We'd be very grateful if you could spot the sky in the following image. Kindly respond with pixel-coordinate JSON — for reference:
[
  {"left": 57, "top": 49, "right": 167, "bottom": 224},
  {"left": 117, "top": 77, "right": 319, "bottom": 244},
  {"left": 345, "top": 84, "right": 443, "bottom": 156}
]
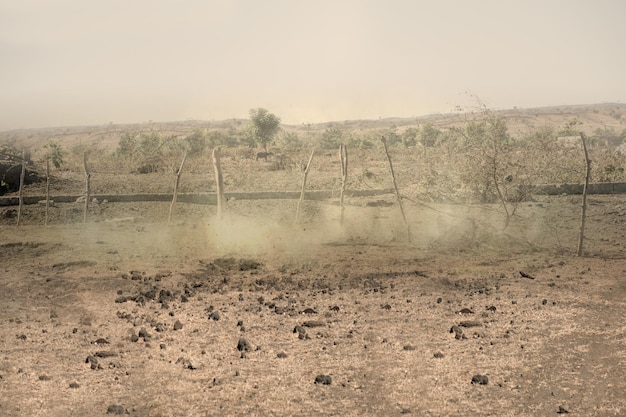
[{"left": 1, "top": 0, "right": 625, "bottom": 130}]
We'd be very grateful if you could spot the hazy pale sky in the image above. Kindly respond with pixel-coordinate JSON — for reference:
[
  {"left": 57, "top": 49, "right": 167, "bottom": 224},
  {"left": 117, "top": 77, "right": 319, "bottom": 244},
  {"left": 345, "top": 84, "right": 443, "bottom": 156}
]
[{"left": 1, "top": 0, "right": 625, "bottom": 130}]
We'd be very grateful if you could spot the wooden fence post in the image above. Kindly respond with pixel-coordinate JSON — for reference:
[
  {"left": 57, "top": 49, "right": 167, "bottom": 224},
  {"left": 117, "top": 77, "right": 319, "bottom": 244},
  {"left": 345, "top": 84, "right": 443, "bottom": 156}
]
[
  {"left": 45, "top": 159, "right": 50, "bottom": 226},
  {"left": 381, "top": 136, "right": 412, "bottom": 243},
  {"left": 17, "top": 151, "right": 26, "bottom": 226},
  {"left": 83, "top": 152, "right": 90, "bottom": 223},
  {"left": 577, "top": 132, "right": 591, "bottom": 256},
  {"left": 339, "top": 144, "right": 348, "bottom": 225},
  {"left": 295, "top": 148, "right": 315, "bottom": 223},
  {"left": 212, "top": 148, "right": 225, "bottom": 220},
  {"left": 168, "top": 150, "right": 187, "bottom": 224}
]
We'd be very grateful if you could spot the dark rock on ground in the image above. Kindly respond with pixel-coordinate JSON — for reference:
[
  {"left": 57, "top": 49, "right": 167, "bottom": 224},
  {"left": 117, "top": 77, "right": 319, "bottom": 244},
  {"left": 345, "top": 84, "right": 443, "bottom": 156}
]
[
  {"left": 173, "top": 320, "right": 183, "bottom": 330},
  {"left": 314, "top": 374, "right": 332, "bottom": 385},
  {"left": 38, "top": 375, "right": 52, "bottom": 381},
  {"left": 471, "top": 374, "right": 489, "bottom": 385},
  {"left": 106, "top": 404, "right": 126, "bottom": 414},
  {"left": 237, "top": 338, "right": 251, "bottom": 352},
  {"left": 302, "top": 320, "right": 324, "bottom": 328},
  {"left": 557, "top": 405, "right": 569, "bottom": 414},
  {"left": 458, "top": 308, "right": 474, "bottom": 314},
  {"left": 69, "top": 382, "right": 80, "bottom": 389},
  {"left": 277, "top": 352, "right": 288, "bottom": 359},
  {"left": 434, "top": 352, "right": 445, "bottom": 358},
  {"left": 403, "top": 345, "right": 416, "bottom": 351},
  {"left": 94, "top": 351, "right": 117, "bottom": 358},
  {"left": 459, "top": 320, "right": 482, "bottom": 328}
]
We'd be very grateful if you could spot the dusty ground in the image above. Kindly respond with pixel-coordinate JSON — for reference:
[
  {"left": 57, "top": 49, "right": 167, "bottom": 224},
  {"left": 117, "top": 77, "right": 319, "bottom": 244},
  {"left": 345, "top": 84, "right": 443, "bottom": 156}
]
[{"left": 1, "top": 185, "right": 626, "bottom": 416}]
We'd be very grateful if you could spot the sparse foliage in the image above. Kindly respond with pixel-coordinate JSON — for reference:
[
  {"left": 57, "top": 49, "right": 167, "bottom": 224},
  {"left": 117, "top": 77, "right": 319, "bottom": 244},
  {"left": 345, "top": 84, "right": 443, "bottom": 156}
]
[
  {"left": 43, "top": 141, "right": 65, "bottom": 169},
  {"left": 247, "top": 108, "right": 281, "bottom": 151}
]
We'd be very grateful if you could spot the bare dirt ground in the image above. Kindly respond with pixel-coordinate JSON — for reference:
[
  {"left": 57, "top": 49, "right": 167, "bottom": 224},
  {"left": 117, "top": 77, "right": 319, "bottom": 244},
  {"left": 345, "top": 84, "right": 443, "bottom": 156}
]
[{"left": 1, "top": 184, "right": 626, "bottom": 416}]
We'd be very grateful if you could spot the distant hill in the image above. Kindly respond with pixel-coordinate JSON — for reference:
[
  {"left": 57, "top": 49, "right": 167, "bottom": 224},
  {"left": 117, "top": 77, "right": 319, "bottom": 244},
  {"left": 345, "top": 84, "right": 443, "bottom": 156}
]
[{"left": 1, "top": 103, "right": 624, "bottom": 153}]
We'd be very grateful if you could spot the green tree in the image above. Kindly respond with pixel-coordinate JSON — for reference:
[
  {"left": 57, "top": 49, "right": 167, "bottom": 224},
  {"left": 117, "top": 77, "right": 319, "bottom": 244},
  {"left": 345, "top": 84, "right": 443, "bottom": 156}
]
[
  {"left": 319, "top": 127, "right": 343, "bottom": 149},
  {"left": 401, "top": 127, "right": 418, "bottom": 147},
  {"left": 184, "top": 130, "right": 208, "bottom": 156},
  {"left": 247, "top": 108, "right": 281, "bottom": 151},
  {"left": 43, "top": 141, "right": 64, "bottom": 169},
  {"left": 420, "top": 123, "right": 441, "bottom": 147}
]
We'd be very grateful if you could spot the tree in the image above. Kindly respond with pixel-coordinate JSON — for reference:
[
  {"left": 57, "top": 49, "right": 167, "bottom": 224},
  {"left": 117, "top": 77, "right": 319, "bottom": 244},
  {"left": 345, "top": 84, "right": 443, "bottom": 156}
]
[
  {"left": 420, "top": 123, "right": 441, "bottom": 147},
  {"left": 247, "top": 108, "right": 281, "bottom": 151},
  {"left": 43, "top": 141, "right": 64, "bottom": 169}
]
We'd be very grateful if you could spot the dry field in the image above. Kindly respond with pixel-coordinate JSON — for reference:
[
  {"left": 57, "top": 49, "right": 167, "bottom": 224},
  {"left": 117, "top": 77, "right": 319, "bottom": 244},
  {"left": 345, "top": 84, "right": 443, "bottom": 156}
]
[{"left": 1, "top": 163, "right": 626, "bottom": 417}]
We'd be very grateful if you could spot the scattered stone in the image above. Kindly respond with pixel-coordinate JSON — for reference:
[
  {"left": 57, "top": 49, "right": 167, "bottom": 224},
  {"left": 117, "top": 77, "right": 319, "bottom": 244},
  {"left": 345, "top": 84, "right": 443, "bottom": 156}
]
[
  {"left": 94, "top": 351, "right": 117, "bottom": 358},
  {"left": 85, "top": 355, "right": 101, "bottom": 370},
  {"left": 557, "top": 405, "right": 569, "bottom": 414},
  {"left": 458, "top": 308, "right": 474, "bottom": 314},
  {"left": 277, "top": 352, "right": 288, "bottom": 359},
  {"left": 450, "top": 325, "right": 465, "bottom": 339},
  {"left": 106, "top": 404, "right": 126, "bottom": 415},
  {"left": 173, "top": 320, "right": 183, "bottom": 330},
  {"left": 486, "top": 306, "right": 497, "bottom": 312},
  {"left": 130, "top": 334, "right": 140, "bottom": 343},
  {"left": 38, "top": 375, "right": 52, "bottom": 381},
  {"left": 294, "top": 325, "right": 306, "bottom": 334},
  {"left": 433, "top": 352, "right": 445, "bottom": 358},
  {"left": 314, "top": 374, "right": 332, "bottom": 385},
  {"left": 301, "top": 307, "right": 317, "bottom": 314},
  {"left": 400, "top": 408, "right": 412, "bottom": 414},
  {"left": 92, "top": 338, "right": 109, "bottom": 345},
  {"left": 237, "top": 338, "right": 251, "bottom": 352},
  {"left": 471, "top": 374, "right": 489, "bottom": 385},
  {"left": 459, "top": 321, "right": 481, "bottom": 328},
  {"left": 519, "top": 271, "right": 535, "bottom": 279},
  {"left": 16, "top": 334, "right": 26, "bottom": 340},
  {"left": 302, "top": 321, "right": 324, "bottom": 328},
  {"left": 160, "top": 344, "right": 166, "bottom": 349},
  {"left": 436, "top": 297, "right": 442, "bottom": 304},
  {"left": 403, "top": 345, "right": 416, "bottom": 351},
  {"left": 381, "top": 304, "right": 392, "bottom": 310},
  {"left": 237, "top": 320, "right": 244, "bottom": 327},
  {"left": 138, "top": 328, "right": 151, "bottom": 341},
  {"left": 330, "top": 305, "right": 340, "bottom": 312},
  {"left": 209, "top": 311, "right": 220, "bottom": 321},
  {"left": 542, "top": 299, "right": 548, "bottom": 305},
  {"left": 69, "top": 382, "right": 80, "bottom": 389}
]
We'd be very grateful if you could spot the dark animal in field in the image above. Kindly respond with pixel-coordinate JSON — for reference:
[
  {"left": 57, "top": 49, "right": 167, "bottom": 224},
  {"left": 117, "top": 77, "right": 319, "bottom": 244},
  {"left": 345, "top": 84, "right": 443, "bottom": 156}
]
[{"left": 256, "top": 152, "right": 273, "bottom": 161}]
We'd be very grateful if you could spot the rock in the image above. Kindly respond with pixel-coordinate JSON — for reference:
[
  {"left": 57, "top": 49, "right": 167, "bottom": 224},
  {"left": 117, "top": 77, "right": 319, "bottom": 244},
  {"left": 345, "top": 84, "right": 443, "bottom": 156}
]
[
  {"left": 557, "top": 406, "right": 569, "bottom": 414},
  {"left": 106, "top": 404, "right": 126, "bottom": 414},
  {"left": 450, "top": 325, "right": 465, "bottom": 339},
  {"left": 38, "top": 375, "right": 52, "bottom": 381},
  {"left": 69, "top": 382, "right": 80, "bottom": 389},
  {"left": 433, "top": 352, "right": 445, "bottom": 358},
  {"left": 314, "top": 374, "right": 332, "bottom": 385},
  {"left": 277, "top": 352, "right": 288, "bottom": 359},
  {"left": 92, "top": 338, "right": 109, "bottom": 345},
  {"left": 459, "top": 321, "right": 481, "bottom": 328},
  {"left": 293, "top": 325, "right": 306, "bottom": 335},
  {"left": 209, "top": 311, "right": 220, "bottom": 321},
  {"left": 94, "top": 351, "right": 117, "bottom": 358},
  {"left": 471, "top": 374, "right": 489, "bottom": 385},
  {"left": 458, "top": 308, "right": 474, "bottom": 314},
  {"left": 301, "top": 308, "right": 317, "bottom": 314},
  {"left": 302, "top": 321, "right": 324, "bottom": 328},
  {"left": 403, "top": 345, "right": 416, "bottom": 351},
  {"left": 237, "top": 338, "right": 251, "bottom": 352},
  {"left": 173, "top": 320, "right": 183, "bottom": 330},
  {"left": 138, "top": 328, "right": 151, "bottom": 341}
]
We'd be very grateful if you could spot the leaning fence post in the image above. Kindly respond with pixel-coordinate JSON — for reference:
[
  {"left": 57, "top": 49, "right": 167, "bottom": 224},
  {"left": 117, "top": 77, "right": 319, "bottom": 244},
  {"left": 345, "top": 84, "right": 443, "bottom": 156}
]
[
  {"left": 339, "top": 144, "right": 348, "bottom": 225},
  {"left": 17, "top": 151, "right": 26, "bottom": 227},
  {"left": 83, "top": 152, "right": 90, "bottom": 223},
  {"left": 168, "top": 150, "right": 187, "bottom": 224},
  {"left": 45, "top": 159, "right": 50, "bottom": 226},
  {"left": 295, "top": 148, "right": 315, "bottom": 223},
  {"left": 577, "top": 132, "right": 591, "bottom": 256},
  {"left": 212, "top": 147, "right": 225, "bottom": 220},
  {"left": 381, "top": 136, "right": 412, "bottom": 243}
]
